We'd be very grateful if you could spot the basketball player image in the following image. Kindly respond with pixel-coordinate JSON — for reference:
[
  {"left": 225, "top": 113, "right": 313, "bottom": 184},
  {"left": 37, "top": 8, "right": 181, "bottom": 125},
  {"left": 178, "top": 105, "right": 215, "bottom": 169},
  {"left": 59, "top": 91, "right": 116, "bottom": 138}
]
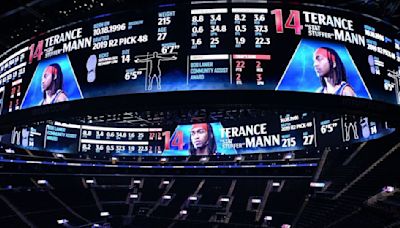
[
  {"left": 40, "top": 63, "right": 68, "bottom": 105},
  {"left": 189, "top": 123, "right": 217, "bottom": 156},
  {"left": 134, "top": 52, "right": 177, "bottom": 90},
  {"left": 313, "top": 47, "right": 356, "bottom": 96}
]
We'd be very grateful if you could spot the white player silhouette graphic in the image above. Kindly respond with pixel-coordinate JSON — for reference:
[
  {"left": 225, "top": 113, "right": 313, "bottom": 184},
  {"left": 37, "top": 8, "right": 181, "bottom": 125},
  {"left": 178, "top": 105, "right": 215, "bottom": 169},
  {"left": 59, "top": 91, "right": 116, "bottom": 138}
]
[{"left": 134, "top": 52, "right": 177, "bottom": 90}]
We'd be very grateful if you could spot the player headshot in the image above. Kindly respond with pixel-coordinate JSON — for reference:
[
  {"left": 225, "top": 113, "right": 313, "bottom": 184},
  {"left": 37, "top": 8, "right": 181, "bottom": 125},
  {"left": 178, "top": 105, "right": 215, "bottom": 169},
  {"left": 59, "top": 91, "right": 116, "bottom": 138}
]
[
  {"left": 40, "top": 63, "right": 68, "bottom": 105},
  {"left": 189, "top": 123, "right": 217, "bottom": 156},
  {"left": 313, "top": 47, "right": 356, "bottom": 97}
]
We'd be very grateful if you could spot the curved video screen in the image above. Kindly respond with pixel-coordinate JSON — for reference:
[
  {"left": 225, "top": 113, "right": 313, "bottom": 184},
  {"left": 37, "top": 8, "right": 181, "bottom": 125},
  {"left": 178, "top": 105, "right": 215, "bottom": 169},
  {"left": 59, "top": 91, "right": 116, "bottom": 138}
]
[
  {"left": 0, "top": 1, "right": 399, "bottom": 115},
  {"left": 0, "top": 112, "right": 394, "bottom": 156}
]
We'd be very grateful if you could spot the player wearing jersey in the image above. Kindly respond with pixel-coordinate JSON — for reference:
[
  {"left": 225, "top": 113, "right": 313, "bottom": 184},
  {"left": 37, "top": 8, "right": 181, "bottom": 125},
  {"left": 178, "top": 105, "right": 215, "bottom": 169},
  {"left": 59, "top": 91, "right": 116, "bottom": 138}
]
[
  {"left": 313, "top": 47, "right": 356, "bottom": 96},
  {"left": 189, "top": 123, "right": 217, "bottom": 156},
  {"left": 41, "top": 63, "right": 68, "bottom": 105}
]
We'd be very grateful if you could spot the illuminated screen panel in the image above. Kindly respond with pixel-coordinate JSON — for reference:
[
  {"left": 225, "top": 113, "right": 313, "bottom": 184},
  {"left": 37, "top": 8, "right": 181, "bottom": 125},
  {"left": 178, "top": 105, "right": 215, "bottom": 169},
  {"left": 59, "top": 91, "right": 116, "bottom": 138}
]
[
  {"left": 79, "top": 125, "right": 164, "bottom": 155},
  {"left": 162, "top": 112, "right": 316, "bottom": 156},
  {"left": 0, "top": 2, "right": 399, "bottom": 116},
  {"left": 1, "top": 112, "right": 394, "bottom": 156}
]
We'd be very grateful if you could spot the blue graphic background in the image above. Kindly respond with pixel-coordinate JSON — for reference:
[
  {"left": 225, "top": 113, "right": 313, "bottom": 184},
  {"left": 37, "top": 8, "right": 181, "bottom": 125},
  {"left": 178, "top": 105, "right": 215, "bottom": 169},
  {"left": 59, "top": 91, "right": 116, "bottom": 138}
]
[
  {"left": 21, "top": 54, "right": 83, "bottom": 109},
  {"left": 276, "top": 39, "right": 371, "bottom": 99}
]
